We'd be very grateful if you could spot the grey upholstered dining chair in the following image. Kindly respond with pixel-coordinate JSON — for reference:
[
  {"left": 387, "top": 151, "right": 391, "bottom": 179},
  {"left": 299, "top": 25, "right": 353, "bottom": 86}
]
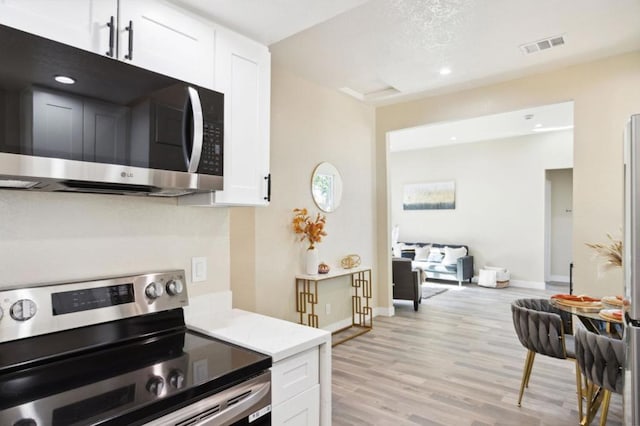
[
  {"left": 575, "top": 325, "right": 625, "bottom": 425},
  {"left": 511, "top": 299, "right": 582, "bottom": 418}
]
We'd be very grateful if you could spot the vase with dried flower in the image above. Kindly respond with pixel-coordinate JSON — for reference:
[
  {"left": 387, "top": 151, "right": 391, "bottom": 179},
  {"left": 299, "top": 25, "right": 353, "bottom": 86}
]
[
  {"left": 292, "top": 208, "right": 327, "bottom": 275},
  {"left": 586, "top": 233, "right": 626, "bottom": 306},
  {"left": 586, "top": 232, "right": 623, "bottom": 293},
  {"left": 586, "top": 233, "right": 622, "bottom": 272}
]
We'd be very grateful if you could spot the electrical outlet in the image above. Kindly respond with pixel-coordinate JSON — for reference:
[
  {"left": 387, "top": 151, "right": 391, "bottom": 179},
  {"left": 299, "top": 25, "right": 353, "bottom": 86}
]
[
  {"left": 325, "top": 304, "right": 331, "bottom": 315},
  {"left": 191, "top": 257, "right": 207, "bottom": 283}
]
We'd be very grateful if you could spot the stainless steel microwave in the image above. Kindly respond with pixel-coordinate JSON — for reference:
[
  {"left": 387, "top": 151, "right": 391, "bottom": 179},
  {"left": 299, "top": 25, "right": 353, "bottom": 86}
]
[{"left": 0, "top": 24, "right": 223, "bottom": 196}]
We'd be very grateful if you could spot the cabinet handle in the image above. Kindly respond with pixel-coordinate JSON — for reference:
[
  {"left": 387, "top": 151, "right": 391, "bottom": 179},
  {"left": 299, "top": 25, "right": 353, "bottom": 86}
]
[
  {"left": 106, "top": 16, "right": 115, "bottom": 57},
  {"left": 124, "top": 20, "right": 134, "bottom": 60},
  {"left": 264, "top": 174, "right": 271, "bottom": 202}
]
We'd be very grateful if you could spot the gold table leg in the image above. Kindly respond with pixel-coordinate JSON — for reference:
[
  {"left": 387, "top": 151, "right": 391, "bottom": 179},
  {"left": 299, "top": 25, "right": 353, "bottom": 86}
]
[{"left": 295, "top": 278, "right": 318, "bottom": 328}]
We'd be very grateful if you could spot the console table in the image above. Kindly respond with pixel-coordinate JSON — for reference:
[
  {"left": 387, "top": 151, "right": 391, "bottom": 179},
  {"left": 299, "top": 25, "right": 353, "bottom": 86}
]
[{"left": 295, "top": 266, "right": 373, "bottom": 346}]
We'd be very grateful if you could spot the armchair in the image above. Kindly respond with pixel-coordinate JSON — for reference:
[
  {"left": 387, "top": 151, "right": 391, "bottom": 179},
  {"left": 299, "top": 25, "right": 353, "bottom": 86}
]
[{"left": 392, "top": 257, "right": 421, "bottom": 311}]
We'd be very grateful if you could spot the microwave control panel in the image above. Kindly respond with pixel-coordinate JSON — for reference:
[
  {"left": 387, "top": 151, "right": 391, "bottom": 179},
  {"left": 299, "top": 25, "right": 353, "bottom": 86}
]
[{"left": 198, "top": 121, "right": 223, "bottom": 176}]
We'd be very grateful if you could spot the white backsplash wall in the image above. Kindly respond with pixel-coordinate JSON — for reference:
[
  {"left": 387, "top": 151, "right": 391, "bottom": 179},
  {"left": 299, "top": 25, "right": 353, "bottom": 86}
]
[{"left": 0, "top": 190, "right": 229, "bottom": 296}]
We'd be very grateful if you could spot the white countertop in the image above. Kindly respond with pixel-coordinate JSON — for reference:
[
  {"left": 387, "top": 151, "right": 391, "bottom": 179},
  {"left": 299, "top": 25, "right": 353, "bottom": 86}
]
[{"left": 184, "top": 294, "right": 330, "bottom": 363}]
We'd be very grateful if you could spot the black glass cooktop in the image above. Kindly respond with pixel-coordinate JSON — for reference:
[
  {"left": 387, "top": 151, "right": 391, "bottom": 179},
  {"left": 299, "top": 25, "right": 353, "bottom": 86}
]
[{"left": 0, "top": 313, "right": 271, "bottom": 426}]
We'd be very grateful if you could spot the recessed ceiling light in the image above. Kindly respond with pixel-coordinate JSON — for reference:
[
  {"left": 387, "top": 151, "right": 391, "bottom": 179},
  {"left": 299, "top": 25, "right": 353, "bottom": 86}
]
[
  {"left": 450, "top": 136, "right": 457, "bottom": 141},
  {"left": 439, "top": 67, "right": 451, "bottom": 76},
  {"left": 535, "top": 123, "right": 543, "bottom": 128},
  {"left": 54, "top": 75, "right": 76, "bottom": 84}
]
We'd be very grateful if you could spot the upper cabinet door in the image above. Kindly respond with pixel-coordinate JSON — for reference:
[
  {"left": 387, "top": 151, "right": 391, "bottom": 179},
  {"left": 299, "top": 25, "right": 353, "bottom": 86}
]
[
  {"left": 117, "top": 0, "right": 215, "bottom": 89},
  {"left": 208, "top": 28, "right": 271, "bottom": 206},
  {"left": 0, "top": 0, "right": 116, "bottom": 55}
]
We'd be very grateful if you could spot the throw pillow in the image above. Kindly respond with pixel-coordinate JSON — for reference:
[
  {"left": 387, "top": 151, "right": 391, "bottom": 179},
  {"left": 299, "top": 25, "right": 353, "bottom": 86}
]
[
  {"left": 426, "top": 247, "right": 443, "bottom": 262},
  {"left": 414, "top": 245, "right": 431, "bottom": 261},
  {"left": 442, "top": 246, "right": 467, "bottom": 266}
]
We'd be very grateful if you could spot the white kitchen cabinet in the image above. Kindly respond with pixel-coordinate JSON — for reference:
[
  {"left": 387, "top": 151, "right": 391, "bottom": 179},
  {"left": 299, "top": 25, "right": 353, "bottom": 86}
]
[
  {"left": 179, "top": 28, "right": 271, "bottom": 206},
  {"left": 0, "top": 0, "right": 214, "bottom": 88},
  {"left": 0, "top": 0, "right": 116, "bottom": 55},
  {"left": 117, "top": 0, "right": 214, "bottom": 88},
  {"left": 271, "top": 348, "right": 320, "bottom": 426},
  {"left": 272, "top": 385, "right": 320, "bottom": 426}
]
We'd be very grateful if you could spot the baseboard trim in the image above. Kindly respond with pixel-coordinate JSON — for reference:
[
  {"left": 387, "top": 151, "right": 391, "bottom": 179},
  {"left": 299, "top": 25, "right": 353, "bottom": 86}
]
[
  {"left": 510, "top": 280, "right": 546, "bottom": 290},
  {"left": 549, "top": 275, "right": 570, "bottom": 283},
  {"left": 374, "top": 306, "right": 395, "bottom": 317}
]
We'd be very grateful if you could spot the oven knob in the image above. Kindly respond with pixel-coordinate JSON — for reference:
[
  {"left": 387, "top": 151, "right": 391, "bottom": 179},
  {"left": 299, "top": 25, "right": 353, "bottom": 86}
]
[
  {"left": 10, "top": 299, "right": 37, "bottom": 321},
  {"left": 145, "top": 282, "right": 164, "bottom": 300},
  {"left": 166, "top": 279, "right": 184, "bottom": 296},
  {"left": 146, "top": 376, "right": 165, "bottom": 396},
  {"left": 168, "top": 369, "right": 185, "bottom": 389}
]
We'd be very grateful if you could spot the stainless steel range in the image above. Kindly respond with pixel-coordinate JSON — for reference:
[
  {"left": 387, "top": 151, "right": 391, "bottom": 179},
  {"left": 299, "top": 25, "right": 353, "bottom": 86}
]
[{"left": 0, "top": 271, "right": 272, "bottom": 425}]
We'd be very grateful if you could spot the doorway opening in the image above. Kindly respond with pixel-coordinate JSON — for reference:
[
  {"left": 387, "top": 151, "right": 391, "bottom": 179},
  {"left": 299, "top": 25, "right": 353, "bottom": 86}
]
[
  {"left": 386, "top": 101, "right": 574, "bottom": 297},
  {"left": 545, "top": 168, "right": 573, "bottom": 288}
]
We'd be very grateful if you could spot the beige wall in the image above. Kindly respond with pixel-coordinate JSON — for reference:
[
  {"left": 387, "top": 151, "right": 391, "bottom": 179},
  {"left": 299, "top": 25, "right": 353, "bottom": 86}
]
[
  {"left": 230, "top": 207, "right": 256, "bottom": 311},
  {"left": 231, "top": 63, "right": 376, "bottom": 326},
  {"left": 390, "top": 130, "right": 572, "bottom": 284},
  {"left": 548, "top": 168, "right": 573, "bottom": 280},
  {"left": 377, "top": 52, "right": 640, "bottom": 303},
  {"left": 0, "top": 191, "right": 230, "bottom": 295}
]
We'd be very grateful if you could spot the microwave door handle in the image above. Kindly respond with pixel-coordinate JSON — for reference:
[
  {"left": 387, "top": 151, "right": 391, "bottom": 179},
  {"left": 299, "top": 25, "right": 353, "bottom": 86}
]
[{"left": 186, "top": 87, "right": 204, "bottom": 173}]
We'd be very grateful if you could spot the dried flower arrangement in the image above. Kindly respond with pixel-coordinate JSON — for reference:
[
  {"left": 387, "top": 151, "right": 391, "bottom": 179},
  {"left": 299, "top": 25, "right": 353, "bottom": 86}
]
[
  {"left": 586, "top": 233, "right": 622, "bottom": 270},
  {"left": 292, "top": 208, "right": 327, "bottom": 250}
]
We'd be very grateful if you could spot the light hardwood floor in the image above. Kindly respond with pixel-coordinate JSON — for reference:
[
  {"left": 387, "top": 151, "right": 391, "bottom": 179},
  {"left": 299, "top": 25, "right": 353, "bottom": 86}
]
[{"left": 332, "top": 283, "right": 623, "bottom": 425}]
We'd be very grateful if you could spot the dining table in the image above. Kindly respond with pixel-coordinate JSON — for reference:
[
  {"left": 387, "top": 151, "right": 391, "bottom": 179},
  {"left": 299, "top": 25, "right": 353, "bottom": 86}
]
[
  {"left": 549, "top": 295, "right": 625, "bottom": 425},
  {"left": 549, "top": 296, "right": 624, "bottom": 338}
]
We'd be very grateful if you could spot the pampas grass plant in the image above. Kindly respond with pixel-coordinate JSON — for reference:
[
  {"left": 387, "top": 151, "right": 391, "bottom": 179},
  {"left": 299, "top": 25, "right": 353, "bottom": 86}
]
[{"left": 586, "top": 233, "right": 622, "bottom": 270}]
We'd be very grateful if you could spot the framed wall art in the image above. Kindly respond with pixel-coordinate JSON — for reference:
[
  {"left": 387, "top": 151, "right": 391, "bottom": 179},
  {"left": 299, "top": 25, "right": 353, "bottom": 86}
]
[{"left": 403, "top": 181, "right": 455, "bottom": 210}]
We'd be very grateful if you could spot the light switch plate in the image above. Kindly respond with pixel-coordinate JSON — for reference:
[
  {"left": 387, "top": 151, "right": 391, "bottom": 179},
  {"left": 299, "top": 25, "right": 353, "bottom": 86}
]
[{"left": 192, "top": 257, "right": 207, "bottom": 283}]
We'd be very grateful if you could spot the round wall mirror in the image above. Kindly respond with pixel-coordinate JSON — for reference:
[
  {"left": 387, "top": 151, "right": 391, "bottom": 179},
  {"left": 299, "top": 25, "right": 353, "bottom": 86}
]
[{"left": 311, "top": 162, "right": 343, "bottom": 212}]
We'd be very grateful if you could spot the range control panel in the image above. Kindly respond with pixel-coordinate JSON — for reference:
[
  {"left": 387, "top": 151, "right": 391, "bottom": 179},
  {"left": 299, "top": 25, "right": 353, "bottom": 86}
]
[{"left": 0, "top": 270, "right": 189, "bottom": 344}]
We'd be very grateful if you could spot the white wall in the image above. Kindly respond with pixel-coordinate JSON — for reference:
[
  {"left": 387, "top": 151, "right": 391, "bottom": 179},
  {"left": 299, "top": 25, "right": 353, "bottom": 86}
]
[
  {"left": 389, "top": 130, "right": 572, "bottom": 284},
  {"left": 231, "top": 63, "right": 376, "bottom": 327},
  {"left": 0, "top": 191, "right": 230, "bottom": 296},
  {"left": 548, "top": 168, "right": 573, "bottom": 280}
]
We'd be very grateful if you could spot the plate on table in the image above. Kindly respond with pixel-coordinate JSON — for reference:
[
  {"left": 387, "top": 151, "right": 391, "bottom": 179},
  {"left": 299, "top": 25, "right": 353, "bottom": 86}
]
[
  {"left": 599, "top": 309, "right": 623, "bottom": 322},
  {"left": 551, "top": 294, "right": 602, "bottom": 312},
  {"left": 601, "top": 296, "right": 628, "bottom": 310}
]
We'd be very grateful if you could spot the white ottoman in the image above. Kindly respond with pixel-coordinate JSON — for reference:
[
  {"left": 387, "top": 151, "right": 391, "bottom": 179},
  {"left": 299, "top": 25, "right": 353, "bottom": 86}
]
[{"left": 478, "top": 266, "right": 510, "bottom": 288}]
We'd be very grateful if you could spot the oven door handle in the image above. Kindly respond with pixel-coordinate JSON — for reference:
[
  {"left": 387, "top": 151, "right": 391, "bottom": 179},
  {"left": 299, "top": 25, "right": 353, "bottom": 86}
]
[
  {"left": 186, "top": 87, "right": 204, "bottom": 174},
  {"left": 143, "top": 371, "right": 271, "bottom": 425}
]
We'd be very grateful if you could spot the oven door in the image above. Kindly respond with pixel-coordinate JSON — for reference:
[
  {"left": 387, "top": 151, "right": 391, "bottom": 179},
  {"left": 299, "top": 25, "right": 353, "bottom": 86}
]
[{"left": 144, "top": 371, "right": 271, "bottom": 426}]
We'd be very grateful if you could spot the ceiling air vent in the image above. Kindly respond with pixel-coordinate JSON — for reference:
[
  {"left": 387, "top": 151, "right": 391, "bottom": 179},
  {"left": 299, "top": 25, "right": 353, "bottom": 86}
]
[{"left": 520, "top": 34, "right": 565, "bottom": 55}]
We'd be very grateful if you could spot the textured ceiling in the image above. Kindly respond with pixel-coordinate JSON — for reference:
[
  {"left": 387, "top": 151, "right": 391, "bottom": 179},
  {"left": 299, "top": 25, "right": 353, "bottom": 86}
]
[
  {"left": 270, "top": 0, "right": 640, "bottom": 103},
  {"left": 171, "top": 0, "right": 640, "bottom": 105}
]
